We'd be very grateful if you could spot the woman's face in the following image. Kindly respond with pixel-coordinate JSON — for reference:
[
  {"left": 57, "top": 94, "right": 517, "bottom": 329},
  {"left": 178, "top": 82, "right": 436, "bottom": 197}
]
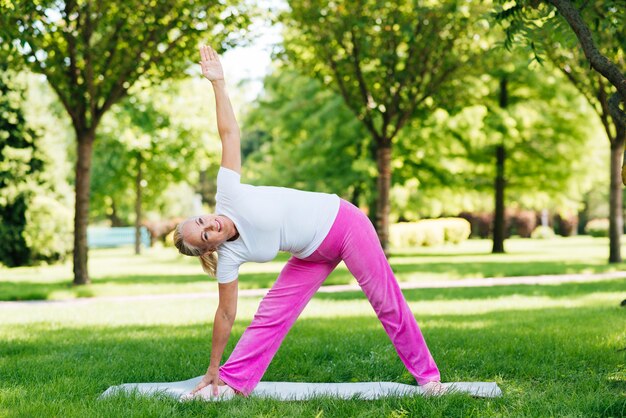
[{"left": 180, "top": 214, "right": 230, "bottom": 251}]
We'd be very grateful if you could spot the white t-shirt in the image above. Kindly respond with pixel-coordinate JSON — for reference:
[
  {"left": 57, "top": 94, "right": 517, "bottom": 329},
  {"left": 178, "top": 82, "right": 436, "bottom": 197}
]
[{"left": 214, "top": 167, "right": 340, "bottom": 283}]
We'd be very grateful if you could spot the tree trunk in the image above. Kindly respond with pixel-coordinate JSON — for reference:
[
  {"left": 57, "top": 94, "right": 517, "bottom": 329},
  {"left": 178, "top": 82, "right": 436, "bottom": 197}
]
[
  {"left": 492, "top": 77, "right": 508, "bottom": 254},
  {"left": 73, "top": 133, "right": 95, "bottom": 285},
  {"left": 108, "top": 200, "right": 124, "bottom": 227},
  {"left": 135, "top": 153, "right": 143, "bottom": 255},
  {"left": 609, "top": 136, "right": 624, "bottom": 263},
  {"left": 492, "top": 144, "right": 506, "bottom": 253},
  {"left": 375, "top": 144, "right": 392, "bottom": 253}
]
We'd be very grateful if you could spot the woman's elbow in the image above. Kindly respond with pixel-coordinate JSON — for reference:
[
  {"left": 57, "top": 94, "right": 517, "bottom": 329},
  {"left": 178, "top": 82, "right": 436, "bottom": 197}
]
[{"left": 219, "top": 306, "right": 237, "bottom": 323}]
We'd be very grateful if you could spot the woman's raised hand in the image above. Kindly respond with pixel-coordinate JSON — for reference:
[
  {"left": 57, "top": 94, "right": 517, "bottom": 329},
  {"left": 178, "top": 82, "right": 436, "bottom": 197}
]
[{"left": 199, "top": 45, "right": 224, "bottom": 83}]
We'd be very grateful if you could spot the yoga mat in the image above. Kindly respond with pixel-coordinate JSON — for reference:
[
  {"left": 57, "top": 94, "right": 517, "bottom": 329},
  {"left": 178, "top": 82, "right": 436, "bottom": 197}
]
[{"left": 100, "top": 376, "right": 502, "bottom": 400}]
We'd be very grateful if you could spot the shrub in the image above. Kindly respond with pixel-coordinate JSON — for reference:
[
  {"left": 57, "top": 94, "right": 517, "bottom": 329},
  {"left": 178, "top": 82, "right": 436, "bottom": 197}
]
[
  {"left": 531, "top": 226, "right": 555, "bottom": 239},
  {"left": 390, "top": 218, "right": 470, "bottom": 248},
  {"left": 441, "top": 218, "right": 471, "bottom": 244},
  {"left": 585, "top": 218, "right": 609, "bottom": 237},
  {"left": 389, "top": 222, "right": 424, "bottom": 247},
  {"left": 510, "top": 210, "right": 537, "bottom": 238},
  {"left": 458, "top": 212, "right": 492, "bottom": 238},
  {"left": 0, "top": 195, "right": 29, "bottom": 266},
  {"left": 419, "top": 220, "right": 445, "bottom": 247},
  {"left": 554, "top": 213, "right": 578, "bottom": 237},
  {"left": 23, "top": 193, "right": 73, "bottom": 263}
]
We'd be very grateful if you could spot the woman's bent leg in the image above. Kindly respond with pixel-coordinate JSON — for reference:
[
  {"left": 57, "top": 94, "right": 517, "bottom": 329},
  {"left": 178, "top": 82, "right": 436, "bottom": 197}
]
[
  {"left": 339, "top": 203, "right": 441, "bottom": 385},
  {"left": 219, "top": 256, "right": 338, "bottom": 396}
]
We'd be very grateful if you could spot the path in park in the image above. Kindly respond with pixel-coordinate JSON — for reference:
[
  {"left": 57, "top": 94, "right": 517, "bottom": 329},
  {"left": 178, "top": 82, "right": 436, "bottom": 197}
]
[{"left": 1, "top": 271, "right": 625, "bottom": 307}]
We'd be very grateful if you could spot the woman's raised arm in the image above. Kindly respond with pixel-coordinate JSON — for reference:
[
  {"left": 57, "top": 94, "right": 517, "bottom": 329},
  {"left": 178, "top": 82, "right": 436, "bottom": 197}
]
[{"left": 200, "top": 45, "right": 241, "bottom": 174}]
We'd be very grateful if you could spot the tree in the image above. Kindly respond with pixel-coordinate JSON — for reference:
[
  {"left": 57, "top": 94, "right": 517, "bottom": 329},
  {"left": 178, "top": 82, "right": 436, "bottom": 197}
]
[
  {"left": 0, "top": 0, "right": 252, "bottom": 283},
  {"left": 280, "top": 0, "right": 488, "bottom": 252},
  {"left": 392, "top": 55, "right": 598, "bottom": 238},
  {"left": 0, "top": 64, "right": 72, "bottom": 266},
  {"left": 493, "top": 0, "right": 626, "bottom": 261},
  {"left": 92, "top": 80, "right": 209, "bottom": 253},
  {"left": 242, "top": 68, "right": 374, "bottom": 205}
]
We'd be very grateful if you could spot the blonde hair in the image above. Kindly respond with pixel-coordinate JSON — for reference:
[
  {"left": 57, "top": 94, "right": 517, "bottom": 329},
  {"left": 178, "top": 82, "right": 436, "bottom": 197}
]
[{"left": 173, "top": 221, "right": 218, "bottom": 277}]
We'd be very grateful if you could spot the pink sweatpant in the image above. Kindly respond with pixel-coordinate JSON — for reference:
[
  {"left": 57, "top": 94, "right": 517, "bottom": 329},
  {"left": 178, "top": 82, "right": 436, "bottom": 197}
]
[{"left": 218, "top": 199, "right": 440, "bottom": 395}]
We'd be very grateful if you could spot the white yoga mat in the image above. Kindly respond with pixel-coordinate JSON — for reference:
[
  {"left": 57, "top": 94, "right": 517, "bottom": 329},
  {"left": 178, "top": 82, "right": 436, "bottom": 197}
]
[{"left": 100, "top": 376, "right": 502, "bottom": 400}]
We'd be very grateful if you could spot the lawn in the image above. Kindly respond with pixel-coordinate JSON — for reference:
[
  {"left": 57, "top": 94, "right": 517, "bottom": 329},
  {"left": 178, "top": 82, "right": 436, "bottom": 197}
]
[
  {"left": 2, "top": 236, "right": 626, "bottom": 301},
  {"left": 0, "top": 278, "right": 624, "bottom": 417}
]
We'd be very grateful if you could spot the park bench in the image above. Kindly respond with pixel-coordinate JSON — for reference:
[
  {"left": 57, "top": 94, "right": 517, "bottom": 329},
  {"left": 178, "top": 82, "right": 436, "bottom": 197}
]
[{"left": 87, "top": 227, "right": 151, "bottom": 248}]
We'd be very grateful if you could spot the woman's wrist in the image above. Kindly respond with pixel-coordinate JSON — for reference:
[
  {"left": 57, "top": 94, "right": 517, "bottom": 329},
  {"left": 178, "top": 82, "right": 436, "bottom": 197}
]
[{"left": 211, "top": 79, "right": 226, "bottom": 88}]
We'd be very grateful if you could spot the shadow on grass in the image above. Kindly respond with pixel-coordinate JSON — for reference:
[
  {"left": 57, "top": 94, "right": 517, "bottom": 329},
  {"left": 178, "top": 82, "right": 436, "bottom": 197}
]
[{"left": 0, "top": 302, "right": 623, "bottom": 417}]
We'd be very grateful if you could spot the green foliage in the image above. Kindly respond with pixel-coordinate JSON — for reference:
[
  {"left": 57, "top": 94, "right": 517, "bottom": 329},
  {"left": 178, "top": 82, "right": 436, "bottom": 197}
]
[
  {"left": 0, "top": 0, "right": 255, "bottom": 281},
  {"left": 281, "top": 0, "right": 488, "bottom": 132},
  {"left": 23, "top": 194, "right": 73, "bottom": 261},
  {"left": 585, "top": 218, "right": 610, "bottom": 237},
  {"left": 389, "top": 218, "right": 470, "bottom": 248},
  {"left": 394, "top": 51, "right": 601, "bottom": 218},
  {"left": 242, "top": 69, "right": 374, "bottom": 201},
  {"left": 279, "top": 0, "right": 491, "bottom": 228},
  {"left": 492, "top": 1, "right": 625, "bottom": 129},
  {"left": 491, "top": 0, "right": 626, "bottom": 138},
  {"left": 0, "top": 0, "right": 253, "bottom": 128},
  {"left": 91, "top": 79, "right": 212, "bottom": 224},
  {"left": 492, "top": 1, "right": 625, "bottom": 63},
  {"left": 443, "top": 218, "right": 473, "bottom": 244},
  {"left": 531, "top": 225, "right": 556, "bottom": 239},
  {"left": 0, "top": 195, "right": 28, "bottom": 266},
  {"left": 0, "top": 67, "right": 71, "bottom": 266}
]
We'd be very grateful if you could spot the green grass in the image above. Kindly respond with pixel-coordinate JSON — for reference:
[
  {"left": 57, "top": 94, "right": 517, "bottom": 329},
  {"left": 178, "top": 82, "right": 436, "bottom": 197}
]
[
  {"left": 1, "top": 236, "right": 626, "bottom": 301},
  {"left": 1, "top": 279, "right": 624, "bottom": 417}
]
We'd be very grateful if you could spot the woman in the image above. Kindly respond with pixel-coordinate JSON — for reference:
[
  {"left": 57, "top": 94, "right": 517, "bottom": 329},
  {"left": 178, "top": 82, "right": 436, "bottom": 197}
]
[{"left": 175, "top": 45, "right": 444, "bottom": 400}]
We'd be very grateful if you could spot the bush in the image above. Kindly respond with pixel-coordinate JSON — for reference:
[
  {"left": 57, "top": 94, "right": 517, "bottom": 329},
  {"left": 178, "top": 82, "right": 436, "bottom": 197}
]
[
  {"left": 510, "top": 210, "right": 537, "bottom": 238},
  {"left": 389, "top": 222, "right": 424, "bottom": 247},
  {"left": 441, "top": 218, "right": 471, "bottom": 244},
  {"left": 23, "top": 193, "right": 73, "bottom": 263},
  {"left": 390, "top": 218, "right": 470, "bottom": 248},
  {"left": 420, "top": 220, "right": 445, "bottom": 247},
  {"left": 0, "top": 195, "right": 30, "bottom": 266},
  {"left": 531, "top": 226, "right": 556, "bottom": 239},
  {"left": 585, "top": 218, "right": 609, "bottom": 237},
  {"left": 458, "top": 212, "right": 492, "bottom": 238},
  {"left": 554, "top": 213, "right": 578, "bottom": 237}
]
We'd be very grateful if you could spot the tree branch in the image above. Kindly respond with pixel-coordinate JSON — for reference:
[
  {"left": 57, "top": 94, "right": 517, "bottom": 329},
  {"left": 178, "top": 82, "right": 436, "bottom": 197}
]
[
  {"left": 346, "top": 27, "right": 380, "bottom": 139},
  {"left": 389, "top": 33, "right": 461, "bottom": 141},
  {"left": 597, "top": 76, "right": 616, "bottom": 142},
  {"left": 82, "top": 1, "right": 97, "bottom": 125},
  {"left": 23, "top": 39, "right": 78, "bottom": 127},
  {"left": 389, "top": 17, "right": 424, "bottom": 121},
  {"left": 95, "top": 29, "right": 185, "bottom": 126},
  {"left": 547, "top": 0, "right": 626, "bottom": 126},
  {"left": 327, "top": 54, "right": 380, "bottom": 142},
  {"left": 61, "top": 0, "right": 84, "bottom": 120},
  {"left": 349, "top": 27, "right": 373, "bottom": 110}
]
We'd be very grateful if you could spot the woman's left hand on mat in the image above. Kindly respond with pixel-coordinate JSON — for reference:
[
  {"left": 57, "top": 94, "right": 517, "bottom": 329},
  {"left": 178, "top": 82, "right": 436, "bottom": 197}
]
[{"left": 192, "top": 366, "right": 220, "bottom": 396}]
